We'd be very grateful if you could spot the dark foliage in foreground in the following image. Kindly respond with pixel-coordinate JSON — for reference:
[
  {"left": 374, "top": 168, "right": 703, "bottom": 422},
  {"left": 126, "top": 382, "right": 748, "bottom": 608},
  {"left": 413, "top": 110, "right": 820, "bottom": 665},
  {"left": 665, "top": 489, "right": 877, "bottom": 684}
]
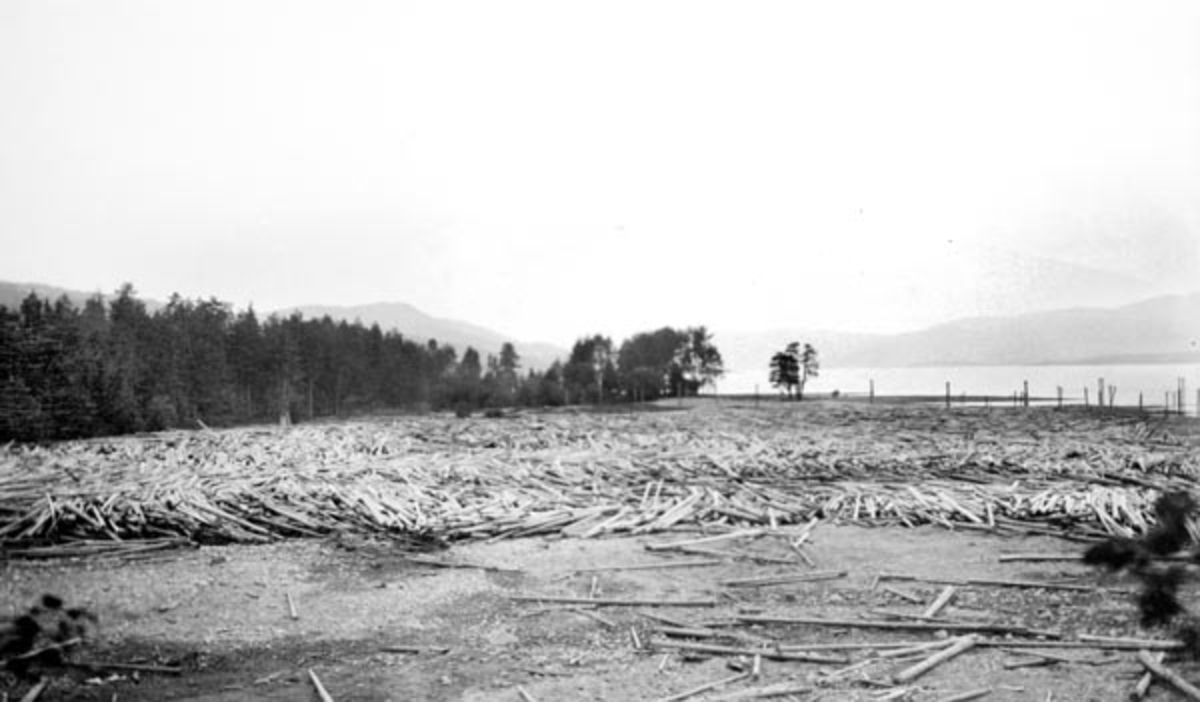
[
  {"left": 0, "top": 594, "right": 97, "bottom": 679},
  {"left": 1084, "top": 491, "right": 1200, "bottom": 652}
]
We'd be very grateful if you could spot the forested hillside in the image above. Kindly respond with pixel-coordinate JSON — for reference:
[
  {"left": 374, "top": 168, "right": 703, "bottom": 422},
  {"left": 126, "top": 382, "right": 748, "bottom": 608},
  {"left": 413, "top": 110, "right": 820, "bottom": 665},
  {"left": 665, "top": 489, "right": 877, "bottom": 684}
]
[{"left": 0, "top": 285, "right": 723, "bottom": 441}]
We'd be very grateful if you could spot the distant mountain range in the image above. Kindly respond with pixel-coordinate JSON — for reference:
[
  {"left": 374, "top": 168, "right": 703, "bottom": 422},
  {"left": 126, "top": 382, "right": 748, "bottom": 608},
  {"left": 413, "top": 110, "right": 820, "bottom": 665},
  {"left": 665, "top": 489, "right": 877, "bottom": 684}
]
[
  {"left": 0, "top": 280, "right": 128, "bottom": 310},
  {"left": 2, "top": 280, "right": 1197, "bottom": 372},
  {"left": 716, "top": 292, "right": 1200, "bottom": 372},
  {"left": 0, "top": 281, "right": 565, "bottom": 371},
  {"left": 277, "top": 302, "right": 566, "bottom": 371}
]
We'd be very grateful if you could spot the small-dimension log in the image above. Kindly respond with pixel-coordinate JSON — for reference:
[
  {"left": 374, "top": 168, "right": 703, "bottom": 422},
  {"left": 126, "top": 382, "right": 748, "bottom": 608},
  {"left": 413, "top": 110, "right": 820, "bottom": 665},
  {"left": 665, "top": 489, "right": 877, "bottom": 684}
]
[
  {"left": 892, "top": 634, "right": 977, "bottom": 684},
  {"left": 881, "top": 573, "right": 1106, "bottom": 593},
  {"left": 645, "top": 528, "right": 767, "bottom": 552},
  {"left": 736, "top": 614, "right": 1059, "bottom": 638},
  {"left": 718, "top": 569, "right": 846, "bottom": 588},
  {"left": 511, "top": 595, "right": 717, "bottom": 608},
  {"left": 1135, "top": 651, "right": 1165, "bottom": 698},
  {"left": 379, "top": 644, "right": 451, "bottom": 655},
  {"left": 572, "top": 558, "right": 724, "bottom": 573},
  {"left": 1136, "top": 649, "right": 1200, "bottom": 701},
  {"left": 703, "top": 682, "right": 814, "bottom": 701},
  {"left": 922, "top": 585, "right": 957, "bottom": 619},
  {"left": 308, "top": 669, "right": 335, "bottom": 702},
  {"left": 650, "top": 639, "right": 849, "bottom": 664},
  {"left": 654, "top": 671, "right": 752, "bottom": 702},
  {"left": 939, "top": 688, "right": 993, "bottom": 702}
]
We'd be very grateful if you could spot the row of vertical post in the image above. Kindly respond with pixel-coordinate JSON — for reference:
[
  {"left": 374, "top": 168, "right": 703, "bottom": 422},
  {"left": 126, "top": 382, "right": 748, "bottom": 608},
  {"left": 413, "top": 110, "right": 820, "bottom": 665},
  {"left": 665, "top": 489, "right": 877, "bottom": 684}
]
[{"left": 894, "top": 376, "right": 1195, "bottom": 414}]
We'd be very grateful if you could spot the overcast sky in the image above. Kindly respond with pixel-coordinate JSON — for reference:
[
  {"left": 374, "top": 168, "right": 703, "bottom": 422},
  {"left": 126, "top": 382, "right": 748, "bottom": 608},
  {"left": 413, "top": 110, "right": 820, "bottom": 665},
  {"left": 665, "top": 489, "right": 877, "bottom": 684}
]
[{"left": 1, "top": 0, "right": 1197, "bottom": 345}]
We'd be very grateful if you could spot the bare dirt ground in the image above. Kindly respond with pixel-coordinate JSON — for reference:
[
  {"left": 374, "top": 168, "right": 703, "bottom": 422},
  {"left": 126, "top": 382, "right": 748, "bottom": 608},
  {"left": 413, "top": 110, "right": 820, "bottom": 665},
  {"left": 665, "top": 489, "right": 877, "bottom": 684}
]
[
  {"left": 3, "top": 520, "right": 1192, "bottom": 701},
  {"left": 3, "top": 401, "right": 1200, "bottom": 701}
]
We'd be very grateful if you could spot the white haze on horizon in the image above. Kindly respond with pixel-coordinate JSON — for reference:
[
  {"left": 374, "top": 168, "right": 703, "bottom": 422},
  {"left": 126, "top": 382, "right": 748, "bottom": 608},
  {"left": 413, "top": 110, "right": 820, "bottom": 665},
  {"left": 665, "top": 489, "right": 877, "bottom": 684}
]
[{"left": 1, "top": 0, "right": 1197, "bottom": 346}]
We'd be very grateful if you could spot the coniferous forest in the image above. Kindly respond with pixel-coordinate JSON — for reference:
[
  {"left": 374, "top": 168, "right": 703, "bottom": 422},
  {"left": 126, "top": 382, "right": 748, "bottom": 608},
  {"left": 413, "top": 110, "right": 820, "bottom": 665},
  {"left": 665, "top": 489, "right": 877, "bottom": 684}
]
[{"left": 0, "top": 285, "right": 724, "bottom": 442}]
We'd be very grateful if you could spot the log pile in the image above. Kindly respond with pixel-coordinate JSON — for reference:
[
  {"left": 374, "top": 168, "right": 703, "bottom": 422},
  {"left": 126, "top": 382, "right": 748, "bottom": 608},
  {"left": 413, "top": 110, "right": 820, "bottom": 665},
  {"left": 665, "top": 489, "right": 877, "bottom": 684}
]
[{"left": 2, "top": 404, "right": 1197, "bottom": 557}]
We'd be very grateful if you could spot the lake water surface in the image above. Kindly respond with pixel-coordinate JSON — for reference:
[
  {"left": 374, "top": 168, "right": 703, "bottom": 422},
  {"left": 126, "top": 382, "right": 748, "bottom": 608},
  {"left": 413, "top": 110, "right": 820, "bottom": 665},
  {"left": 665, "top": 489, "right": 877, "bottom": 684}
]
[{"left": 716, "top": 363, "right": 1200, "bottom": 412}]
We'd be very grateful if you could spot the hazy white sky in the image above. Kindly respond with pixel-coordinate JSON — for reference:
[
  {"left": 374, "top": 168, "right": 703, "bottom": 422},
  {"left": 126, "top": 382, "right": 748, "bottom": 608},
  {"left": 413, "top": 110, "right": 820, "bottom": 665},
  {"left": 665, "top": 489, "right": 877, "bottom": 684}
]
[{"left": 1, "top": 0, "right": 1197, "bottom": 344}]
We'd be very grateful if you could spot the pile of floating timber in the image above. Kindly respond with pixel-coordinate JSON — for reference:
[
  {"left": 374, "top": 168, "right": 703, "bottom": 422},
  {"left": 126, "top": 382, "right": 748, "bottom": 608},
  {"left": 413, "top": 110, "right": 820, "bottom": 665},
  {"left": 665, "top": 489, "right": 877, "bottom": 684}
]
[{"left": 2, "top": 404, "right": 1198, "bottom": 557}]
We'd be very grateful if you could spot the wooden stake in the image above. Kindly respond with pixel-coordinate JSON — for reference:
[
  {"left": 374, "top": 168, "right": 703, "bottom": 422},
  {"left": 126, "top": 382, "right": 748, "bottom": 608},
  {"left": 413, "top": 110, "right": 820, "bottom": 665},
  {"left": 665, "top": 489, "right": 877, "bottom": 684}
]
[{"left": 286, "top": 592, "right": 299, "bottom": 620}]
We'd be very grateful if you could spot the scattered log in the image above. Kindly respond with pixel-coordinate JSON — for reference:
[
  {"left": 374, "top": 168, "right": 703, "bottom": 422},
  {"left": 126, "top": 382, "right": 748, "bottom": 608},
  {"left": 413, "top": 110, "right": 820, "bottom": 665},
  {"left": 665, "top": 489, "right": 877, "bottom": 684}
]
[
  {"left": 938, "top": 689, "right": 992, "bottom": 702},
  {"left": 1136, "top": 649, "right": 1200, "bottom": 701},
  {"left": 718, "top": 570, "right": 846, "bottom": 588},
  {"left": 737, "top": 614, "right": 1058, "bottom": 638},
  {"left": 654, "top": 671, "right": 751, "bottom": 702},
  {"left": 893, "top": 635, "right": 977, "bottom": 683},
  {"left": 308, "top": 669, "right": 335, "bottom": 702},
  {"left": 650, "top": 639, "right": 849, "bottom": 664},
  {"left": 511, "top": 595, "right": 717, "bottom": 608},
  {"left": 922, "top": 585, "right": 957, "bottom": 618}
]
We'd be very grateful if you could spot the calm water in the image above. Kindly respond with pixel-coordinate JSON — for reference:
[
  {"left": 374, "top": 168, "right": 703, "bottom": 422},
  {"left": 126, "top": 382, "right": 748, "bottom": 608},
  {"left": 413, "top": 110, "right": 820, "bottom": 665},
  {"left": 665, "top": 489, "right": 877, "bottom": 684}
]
[{"left": 716, "top": 364, "right": 1200, "bottom": 412}]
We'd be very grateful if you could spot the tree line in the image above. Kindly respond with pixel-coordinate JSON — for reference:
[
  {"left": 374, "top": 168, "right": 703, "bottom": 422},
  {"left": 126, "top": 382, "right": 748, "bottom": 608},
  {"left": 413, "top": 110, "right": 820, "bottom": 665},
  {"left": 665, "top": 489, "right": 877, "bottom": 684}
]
[{"left": 0, "top": 285, "right": 725, "bottom": 441}]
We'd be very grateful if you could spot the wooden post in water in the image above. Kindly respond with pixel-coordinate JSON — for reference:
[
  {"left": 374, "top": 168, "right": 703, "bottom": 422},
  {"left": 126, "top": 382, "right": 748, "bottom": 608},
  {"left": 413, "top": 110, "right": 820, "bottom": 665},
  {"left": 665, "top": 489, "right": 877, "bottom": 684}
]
[
  {"left": 869, "top": 379, "right": 874, "bottom": 404},
  {"left": 1023, "top": 380, "right": 1029, "bottom": 408},
  {"left": 1056, "top": 386, "right": 1063, "bottom": 410},
  {"left": 1108, "top": 385, "right": 1117, "bottom": 408},
  {"left": 1098, "top": 378, "right": 1105, "bottom": 409},
  {"left": 1139, "top": 392, "right": 1144, "bottom": 412},
  {"left": 1084, "top": 387, "right": 1089, "bottom": 407},
  {"left": 1165, "top": 391, "right": 1171, "bottom": 417},
  {"left": 1179, "top": 378, "right": 1186, "bottom": 414},
  {"left": 945, "top": 381, "right": 951, "bottom": 409}
]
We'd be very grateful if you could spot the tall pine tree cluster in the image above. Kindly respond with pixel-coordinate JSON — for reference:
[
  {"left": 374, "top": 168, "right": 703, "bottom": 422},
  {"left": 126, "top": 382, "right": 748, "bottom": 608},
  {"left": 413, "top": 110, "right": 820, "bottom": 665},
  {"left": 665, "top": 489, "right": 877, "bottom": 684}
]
[
  {"left": 0, "top": 287, "right": 726, "bottom": 442},
  {"left": 0, "top": 285, "right": 550, "bottom": 441}
]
